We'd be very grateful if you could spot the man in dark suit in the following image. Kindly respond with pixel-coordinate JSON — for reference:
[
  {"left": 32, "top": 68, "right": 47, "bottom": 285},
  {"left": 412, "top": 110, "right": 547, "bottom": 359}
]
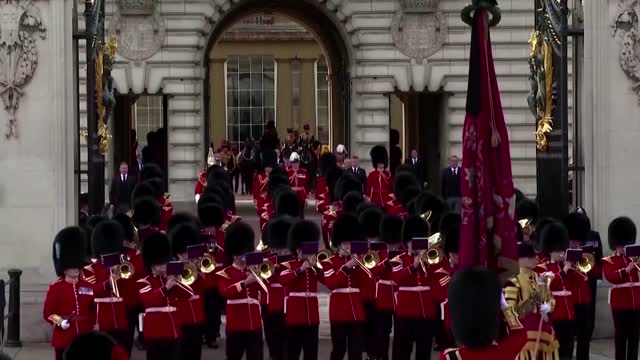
[
  {"left": 441, "top": 155, "right": 462, "bottom": 213},
  {"left": 346, "top": 156, "right": 367, "bottom": 189},
  {"left": 404, "top": 149, "right": 425, "bottom": 187},
  {"left": 109, "top": 162, "right": 137, "bottom": 213}
]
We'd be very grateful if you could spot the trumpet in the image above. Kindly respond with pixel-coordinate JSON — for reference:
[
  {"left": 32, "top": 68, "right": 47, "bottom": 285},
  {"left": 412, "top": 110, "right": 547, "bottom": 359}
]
[
  {"left": 362, "top": 250, "right": 380, "bottom": 269},
  {"left": 179, "top": 262, "right": 199, "bottom": 286},
  {"left": 199, "top": 253, "right": 216, "bottom": 273},
  {"left": 576, "top": 253, "right": 595, "bottom": 273}
]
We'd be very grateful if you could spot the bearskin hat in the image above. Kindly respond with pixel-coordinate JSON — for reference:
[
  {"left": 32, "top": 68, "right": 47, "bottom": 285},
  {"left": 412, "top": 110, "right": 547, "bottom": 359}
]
[
  {"left": 563, "top": 212, "right": 591, "bottom": 243},
  {"left": 402, "top": 216, "right": 429, "bottom": 244},
  {"left": 356, "top": 201, "right": 377, "bottom": 217},
  {"left": 53, "top": 227, "right": 87, "bottom": 276},
  {"left": 414, "top": 191, "right": 447, "bottom": 234},
  {"left": 269, "top": 172, "right": 291, "bottom": 197},
  {"left": 449, "top": 267, "right": 502, "bottom": 348},
  {"left": 274, "top": 189, "right": 301, "bottom": 218},
  {"left": 140, "top": 163, "right": 163, "bottom": 181},
  {"left": 332, "top": 214, "right": 363, "bottom": 246},
  {"left": 224, "top": 221, "right": 255, "bottom": 257},
  {"left": 146, "top": 178, "right": 165, "bottom": 198},
  {"left": 514, "top": 188, "right": 526, "bottom": 205},
  {"left": 91, "top": 220, "right": 125, "bottom": 257},
  {"left": 63, "top": 331, "right": 128, "bottom": 360},
  {"left": 394, "top": 171, "right": 419, "bottom": 197},
  {"left": 79, "top": 192, "right": 89, "bottom": 207},
  {"left": 343, "top": 191, "right": 365, "bottom": 215},
  {"left": 168, "top": 222, "right": 201, "bottom": 256},
  {"left": 319, "top": 152, "right": 337, "bottom": 177},
  {"left": 198, "top": 192, "right": 223, "bottom": 209},
  {"left": 370, "top": 145, "right": 389, "bottom": 169},
  {"left": 261, "top": 149, "right": 278, "bottom": 170},
  {"left": 359, "top": 207, "right": 384, "bottom": 239},
  {"left": 443, "top": 225, "right": 460, "bottom": 256},
  {"left": 518, "top": 242, "right": 536, "bottom": 258},
  {"left": 380, "top": 215, "right": 403, "bottom": 245},
  {"left": 264, "top": 217, "right": 295, "bottom": 249},
  {"left": 203, "top": 185, "right": 230, "bottom": 213},
  {"left": 326, "top": 167, "right": 344, "bottom": 203},
  {"left": 207, "top": 165, "right": 230, "bottom": 185},
  {"left": 516, "top": 198, "right": 539, "bottom": 221},
  {"left": 198, "top": 202, "right": 225, "bottom": 227},
  {"left": 166, "top": 212, "right": 200, "bottom": 235},
  {"left": 335, "top": 172, "right": 363, "bottom": 201},
  {"left": 142, "top": 232, "right": 172, "bottom": 271},
  {"left": 288, "top": 220, "right": 321, "bottom": 251},
  {"left": 440, "top": 212, "right": 462, "bottom": 237},
  {"left": 532, "top": 217, "right": 555, "bottom": 248},
  {"left": 112, "top": 213, "right": 135, "bottom": 241},
  {"left": 540, "top": 221, "right": 570, "bottom": 253},
  {"left": 132, "top": 197, "right": 161, "bottom": 227},
  {"left": 132, "top": 181, "right": 155, "bottom": 201},
  {"left": 398, "top": 185, "right": 421, "bottom": 208},
  {"left": 608, "top": 216, "right": 637, "bottom": 250}
]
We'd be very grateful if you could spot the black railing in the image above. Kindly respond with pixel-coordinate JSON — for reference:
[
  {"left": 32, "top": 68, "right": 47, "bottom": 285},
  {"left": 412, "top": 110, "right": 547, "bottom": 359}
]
[{"left": 1, "top": 269, "right": 22, "bottom": 347}]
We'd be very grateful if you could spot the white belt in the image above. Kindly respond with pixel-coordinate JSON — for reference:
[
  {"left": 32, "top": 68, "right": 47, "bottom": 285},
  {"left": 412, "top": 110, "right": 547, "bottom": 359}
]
[
  {"left": 331, "top": 288, "right": 360, "bottom": 294},
  {"left": 189, "top": 295, "right": 200, "bottom": 300},
  {"left": 271, "top": 284, "right": 283, "bottom": 288},
  {"left": 398, "top": 286, "right": 431, "bottom": 292},
  {"left": 551, "top": 290, "right": 572, "bottom": 297},
  {"left": 95, "top": 297, "right": 123, "bottom": 303},
  {"left": 378, "top": 280, "right": 395, "bottom": 286},
  {"left": 289, "top": 292, "right": 317, "bottom": 297},
  {"left": 145, "top": 306, "right": 177, "bottom": 313},
  {"left": 227, "top": 298, "right": 261, "bottom": 306},
  {"left": 216, "top": 263, "right": 225, "bottom": 267},
  {"left": 612, "top": 282, "right": 640, "bottom": 288}
]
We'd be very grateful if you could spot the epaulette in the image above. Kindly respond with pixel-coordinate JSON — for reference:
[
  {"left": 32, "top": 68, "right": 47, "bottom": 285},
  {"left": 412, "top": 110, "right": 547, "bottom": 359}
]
[
  {"left": 603, "top": 256, "right": 614, "bottom": 264},
  {"left": 163, "top": 192, "right": 171, "bottom": 201},
  {"left": 198, "top": 172, "right": 207, "bottom": 186},
  {"left": 221, "top": 222, "right": 230, "bottom": 232},
  {"left": 439, "top": 275, "right": 451, "bottom": 287},
  {"left": 51, "top": 278, "right": 64, "bottom": 285},
  {"left": 435, "top": 267, "right": 451, "bottom": 275},
  {"left": 136, "top": 278, "right": 150, "bottom": 286},
  {"left": 280, "top": 261, "right": 292, "bottom": 270},
  {"left": 230, "top": 215, "right": 242, "bottom": 223},
  {"left": 163, "top": 205, "right": 173, "bottom": 211},
  {"left": 443, "top": 348, "right": 461, "bottom": 360},
  {"left": 83, "top": 264, "right": 95, "bottom": 274},
  {"left": 215, "top": 269, "right": 230, "bottom": 280}
]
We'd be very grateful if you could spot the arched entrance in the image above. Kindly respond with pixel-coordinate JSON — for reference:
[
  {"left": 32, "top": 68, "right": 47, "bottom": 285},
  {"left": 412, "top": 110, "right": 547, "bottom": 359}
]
[{"left": 202, "top": 0, "right": 352, "bottom": 152}]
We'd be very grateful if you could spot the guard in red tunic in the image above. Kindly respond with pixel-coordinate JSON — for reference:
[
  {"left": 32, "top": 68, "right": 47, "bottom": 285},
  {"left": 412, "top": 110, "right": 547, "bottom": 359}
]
[
  {"left": 288, "top": 152, "right": 310, "bottom": 217},
  {"left": 43, "top": 227, "right": 96, "bottom": 360},
  {"left": 140, "top": 165, "right": 173, "bottom": 232},
  {"left": 441, "top": 268, "right": 527, "bottom": 360},
  {"left": 391, "top": 216, "right": 441, "bottom": 360},
  {"left": 281, "top": 220, "right": 323, "bottom": 360},
  {"left": 436, "top": 215, "right": 462, "bottom": 351},
  {"left": 315, "top": 152, "right": 343, "bottom": 248},
  {"left": 137, "top": 233, "right": 181, "bottom": 360},
  {"left": 132, "top": 197, "right": 163, "bottom": 244},
  {"left": 194, "top": 146, "right": 216, "bottom": 204},
  {"left": 254, "top": 149, "right": 278, "bottom": 231},
  {"left": 365, "top": 145, "right": 394, "bottom": 210},
  {"left": 63, "top": 331, "right": 129, "bottom": 360},
  {"left": 218, "top": 222, "right": 264, "bottom": 360},
  {"left": 534, "top": 222, "right": 590, "bottom": 360},
  {"left": 321, "top": 214, "right": 367, "bottom": 360},
  {"left": 603, "top": 217, "right": 640, "bottom": 360}
]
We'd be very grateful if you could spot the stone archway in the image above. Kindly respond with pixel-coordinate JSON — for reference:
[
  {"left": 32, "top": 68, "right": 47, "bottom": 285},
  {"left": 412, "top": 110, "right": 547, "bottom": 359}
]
[{"left": 201, "top": 0, "right": 354, "bottom": 153}]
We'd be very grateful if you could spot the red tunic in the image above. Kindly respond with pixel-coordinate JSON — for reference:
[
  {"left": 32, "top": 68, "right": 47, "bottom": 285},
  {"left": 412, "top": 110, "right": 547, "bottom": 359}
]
[
  {"left": 369, "top": 250, "right": 397, "bottom": 312},
  {"left": 266, "top": 255, "right": 295, "bottom": 314},
  {"left": 440, "top": 329, "right": 528, "bottom": 360},
  {"left": 194, "top": 171, "right": 207, "bottom": 199},
  {"left": 253, "top": 172, "right": 269, "bottom": 217},
  {"left": 288, "top": 167, "right": 311, "bottom": 206},
  {"left": 171, "top": 275, "right": 208, "bottom": 326},
  {"left": 602, "top": 254, "right": 640, "bottom": 311},
  {"left": 90, "top": 262, "right": 129, "bottom": 332},
  {"left": 158, "top": 193, "right": 174, "bottom": 231},
  {"left": 320, "top": 255, "right": 366, "bottom": 323},
  {"left": 534, "top": 262, "right": 590, "bottom": 321},
  {"left": 315, "top": 176, "right": 330, "bottom": 215},
  {"left": 43, "top": 278, "right": 96, "bottom": 350},
  {"left": 279, "top": 259, "right": 321, "bottom": 326},
  {"left": 385, "top": 194, "right": 407, "bottom": 218},
  {"left": 365, "top": 169, "right": 393, "bottom": 209},
  {"left": 433, "top": 263, "right": 455, "bottom": 330},
  {"left": 322, "top": 202, "right": 343, "bottom": 246},
  {"left": 391, "top": 252, "right": 441, "bottom": 319},
  {"left": 218, "top": 265, "right": 264, "bottom": 333},
  {"left": 137, "top": 275, "right": 181, "bottom": 340}
]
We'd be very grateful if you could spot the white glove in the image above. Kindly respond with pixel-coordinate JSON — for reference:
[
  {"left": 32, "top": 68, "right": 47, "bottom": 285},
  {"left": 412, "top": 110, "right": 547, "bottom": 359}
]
[
  {"left": 500, "top": 293, "right": 509, "bottom": 310},
  {"left": 60, "top": 319, "right": 70, "bottom": 330},
  {"left": 539, "top": 303, "right": 552, "bottom": 315},
  {"left": 195, "top": 194, "right": 201, "bottom": 204}
]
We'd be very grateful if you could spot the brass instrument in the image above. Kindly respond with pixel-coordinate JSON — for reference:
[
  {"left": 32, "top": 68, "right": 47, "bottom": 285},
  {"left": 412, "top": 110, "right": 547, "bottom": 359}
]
[
  {"left": 420, "top": 210, "right": 433, "bottom": 223},
  {"left": 362, "top": 250, "right": 380, "bottom": 269},
  {"left": 179, "top": 262, "right": 199, "bottom": 286},
  {"left": 254, "top": 260, "right": 275, "bottom": 279},
  {"left": 256, "top": 240, "right": 268, "bottom": 251},
  {"left": 315, "top": 249, "right": 334, "bottom": 269},
  {"left": 518, "top": 218, "right": 534, "bottom": 238},
  {"left": 577, "top": 253, "right": 594, "bottom": 273},
  {"left": 421, "top": 232, "right": 443, "bottom": 266},
  {"left": 199, "top": 253, "right": 216, "bottom": 273}
]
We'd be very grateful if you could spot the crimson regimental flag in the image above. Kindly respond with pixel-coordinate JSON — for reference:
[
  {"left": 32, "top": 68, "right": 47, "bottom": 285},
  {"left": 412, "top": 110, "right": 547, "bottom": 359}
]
[{"left": 458, "top": 9, "right": 518, "bottom": 284}]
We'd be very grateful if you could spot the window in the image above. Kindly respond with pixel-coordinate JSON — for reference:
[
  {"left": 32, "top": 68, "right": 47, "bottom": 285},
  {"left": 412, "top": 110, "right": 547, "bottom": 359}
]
[
  {"left": 134, "top": 95, "right": 163, "bottom": 147},
  {"left": 291, "top": 59, "right": 301, "bottom": 131},
  {"left": 226, "top": 56, "right": 276, "bottom": 147},
  {"left": 315, "top": 56, "right": 330, "bottom": 145}
]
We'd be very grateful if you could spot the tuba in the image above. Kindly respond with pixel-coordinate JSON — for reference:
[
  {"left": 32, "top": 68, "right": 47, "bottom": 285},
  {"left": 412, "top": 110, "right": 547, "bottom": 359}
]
[
  {"left": 179, "top": 262, "right": 199, "bottom": 286},
  {"left": 199, "top": 253, "right": 216, "bottom": 273}
]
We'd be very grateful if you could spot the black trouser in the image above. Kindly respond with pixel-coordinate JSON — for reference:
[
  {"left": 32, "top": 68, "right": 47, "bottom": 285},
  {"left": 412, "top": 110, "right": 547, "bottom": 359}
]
[
  {"left": 226, "top": 331, "right": 264, "bottom": 360},
  {"left": 287, "top": 325, "right": 319, "bottom": 360},
  {"left": 433, "top": 305, "right": 447, "bottom": 350},
  {"left": 392, "top": 318, "right": 435, "bottom": 360},
  {"left": 181, "top": 324, "right": 203, "bottom": 360},
  {"left": 575, "top": 304, "right": 593, "bottom": 360},
  {"left": 330, "top": 322, "right": 364, "bottom": 360},
  {"left": 363, "top": 301, "right": 376, "bottom": 358},
  {"left": 204, "top": 288, "right": 223, "bottom": 342},
  {"left": 374, "top": 310, "right": 393, "bottom": 360},
  {"left": 613, "top": 310, "right": 640, "bottom": 360},
  {"left": 233, "top": 171, "right": 240, "bottom": 193},
  {"left": 146, "top": 339, "right": 181, "bottom": 360},
  {"left": 553, "top": 320, "right": 576, "bottom": 360},
  {"left": 264, "top": 311, "right": 286, "bottom": 360}
]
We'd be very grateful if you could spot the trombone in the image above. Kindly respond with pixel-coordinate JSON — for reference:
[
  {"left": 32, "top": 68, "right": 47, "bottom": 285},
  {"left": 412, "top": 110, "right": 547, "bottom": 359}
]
[
  {"left": 110, "top": 254, "right": 135, "bottom": 298},
  {"left": 199, "top": 253, "right": 216, "bottom": 273},
  {"left": 576, "top": 253, "right": 595, "bottom": 273},
  {"left": 418, "top": 232, "right": 443, "bottom": 272},
  {"left": 248, "top": 260, "right": 274, "bottom": 294},
  {"left": 313, "top": 249, "right": 334, "bottom": 269},
  {"left": 362, "top": 250, "right": 380, "bottom": 269},
  {"left": 179, "top": 261, "right": 199, "bottom": 286}
]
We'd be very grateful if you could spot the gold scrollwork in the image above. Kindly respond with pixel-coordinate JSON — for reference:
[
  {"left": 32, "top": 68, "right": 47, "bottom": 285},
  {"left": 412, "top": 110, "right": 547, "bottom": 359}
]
[
  {"left": 87, "top": 35, "right": 118, "bottom": 155},
  {"left": 528, "top": 31, "right": 554, "bottom": 151}
]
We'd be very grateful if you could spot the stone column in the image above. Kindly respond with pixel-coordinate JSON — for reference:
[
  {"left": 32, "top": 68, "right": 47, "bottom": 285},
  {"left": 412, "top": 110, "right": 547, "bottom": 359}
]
[
  {"left": 276, "top": 58, "right": 292, "bottom": 134},
  {"left": 209, "top": 59, "right": 226, "bottom": 147},
  {"left": 300, "top": 59, "right": 317, "bottom": 137}
]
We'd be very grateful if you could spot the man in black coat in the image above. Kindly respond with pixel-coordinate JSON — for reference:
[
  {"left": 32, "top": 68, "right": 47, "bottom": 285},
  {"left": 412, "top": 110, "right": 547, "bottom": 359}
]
[
  {"left": 404, "top": 149, "right": 425, "bottom": 187},
  {"left": 441, "top": 155, "right": 462, "bottom": 213},
  {"left": 109, "top": 162, "right": 137, "bottom": 213},
  {"left": 345, "top": 156, "right": 367, "bottom": 188}
]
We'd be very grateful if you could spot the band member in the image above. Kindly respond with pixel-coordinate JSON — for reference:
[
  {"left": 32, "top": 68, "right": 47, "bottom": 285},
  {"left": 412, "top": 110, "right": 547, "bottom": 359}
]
[
  {"left": 132, "top": 197, "right": 162, "bottom": 244},
  {"left": 195, "top": 146, "right": 216, "bottom": 204},
  {"left": 603, "top": 217, "right": 640, "bottom": 360},
  {"left": 219, "top": 221, "right": 264, "bottom": 360},
  {"left": 392, "top": 216, "right": 440, "bottom": 360},
  {"left": 436, "top": 215, "right": 461, "bottom": 350},
  {"left": 113, "top": 213, "right": 138, "bottom": 250},
  {"left": 535, "top": 222, "right": 590, "bottom": 360},
  {"left": 263, "top": 217, "right": 296, "bottom": 360},
  {"left": 141, "top": 165, "right": 173, "bottom": 231},
  {"left": 44, "top": 227, "right": 95, "bottom": 360},
  {"left": 366, "top": 145, "right": 393, "bottom": 209},
  {"left": 281, "top": 220, "right": 323, "bottom": 360},
  {"left": 441, "top": 268, "right": 527, "bottom": 360},
  {"left": 90, "top": 220, "right": 145, "bottom": 354},
  {"left": 137, "top": 232, "right": 181, "bottom": 360},
  {"left": 316, "top": 152, "right": 343, "bottom": 247},
  {"left": 254, "top": 149, "right": 278, "bottom": 231},
  {"left": 370, "top": 214, "right": 404, "bottom": 360},
  {"left": 63, "top": 331, "right": 129, "bottom": 360},
  {"left": 504, "top": 242, "right": 558, "bottom": 360},
  {"left": 563, "top": 211, "right": 598, "bottom": 360},
  {"left": 274, "top": 187, "right": 302, "bottom": 219},
  {"left": 168, "top": 221, "right": 210, "bottom": 360},
  {"left": 516, "top": 198, "right": 539, "bottom": 244},
  {"left": 321, "top": 214, "right": 367, "bottom": 360},
  {"left": 288, "top": 152, "right": 311, "bottom": 216}
]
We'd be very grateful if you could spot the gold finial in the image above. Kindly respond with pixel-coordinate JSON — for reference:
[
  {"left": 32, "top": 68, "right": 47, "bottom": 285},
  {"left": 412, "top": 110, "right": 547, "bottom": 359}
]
[{"left": 105, "top": 35, "right": 118, "bottom": 59}]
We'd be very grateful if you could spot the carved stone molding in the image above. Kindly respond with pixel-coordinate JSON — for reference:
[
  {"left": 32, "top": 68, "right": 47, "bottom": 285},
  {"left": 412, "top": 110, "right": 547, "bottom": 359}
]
[
  {"left": 109, "top": 0, "right": 165, "bottom": 61},
  {"left": 0, "top": 0, "right": 46, "bottom": 139},
  {"left": 611, "top": 0, "right": 640, "bottom": 102},
  {"left": 391, "top": 0, "right": 447, "bottom": 63}
]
